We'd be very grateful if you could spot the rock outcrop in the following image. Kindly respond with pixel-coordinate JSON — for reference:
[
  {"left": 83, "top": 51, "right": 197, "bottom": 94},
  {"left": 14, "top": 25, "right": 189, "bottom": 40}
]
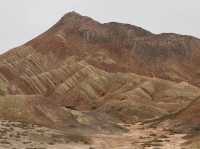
[{"left": 0, "top": 12, "right": 200, "bottom": 138}]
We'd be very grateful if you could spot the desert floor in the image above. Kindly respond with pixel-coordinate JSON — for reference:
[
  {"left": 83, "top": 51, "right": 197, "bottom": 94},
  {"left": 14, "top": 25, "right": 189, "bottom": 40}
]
[{"left": 0, "top": 120, "right": 188, "bottom": 149}]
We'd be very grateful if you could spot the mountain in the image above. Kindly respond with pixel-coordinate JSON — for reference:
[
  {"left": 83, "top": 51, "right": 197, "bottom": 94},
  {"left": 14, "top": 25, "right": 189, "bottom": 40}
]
[{"left": 0, "top": 11, "right": 200, "bottom": 148}]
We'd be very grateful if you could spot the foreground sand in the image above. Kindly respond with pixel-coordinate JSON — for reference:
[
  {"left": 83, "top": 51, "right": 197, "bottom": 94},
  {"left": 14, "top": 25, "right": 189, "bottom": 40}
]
[
  {"left": 0, "top": 120, "right": 188, "bottom": 149},
  {"left": 90, "top": 123, "right": 186, "bottom": 149}
]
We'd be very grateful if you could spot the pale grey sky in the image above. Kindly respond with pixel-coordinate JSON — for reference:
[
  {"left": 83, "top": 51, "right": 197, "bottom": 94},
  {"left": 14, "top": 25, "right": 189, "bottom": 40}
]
[{"left": 0, "top": 0, "right": 199, "bottom": 53}]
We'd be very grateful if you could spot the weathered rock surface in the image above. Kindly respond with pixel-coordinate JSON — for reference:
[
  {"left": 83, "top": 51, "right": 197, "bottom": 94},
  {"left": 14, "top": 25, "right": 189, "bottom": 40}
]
[{"left": 0, "top": 11, "right": 200, "bottom": 148}]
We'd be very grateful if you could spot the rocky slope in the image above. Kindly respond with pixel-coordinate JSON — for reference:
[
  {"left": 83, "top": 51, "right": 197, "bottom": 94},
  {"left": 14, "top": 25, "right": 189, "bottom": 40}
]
[{"left": 0, "top": 11, "right": 200, "bottom": 148}]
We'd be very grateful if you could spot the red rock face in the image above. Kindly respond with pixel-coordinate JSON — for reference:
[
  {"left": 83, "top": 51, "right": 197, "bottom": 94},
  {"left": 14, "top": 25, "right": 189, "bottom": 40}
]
[
  {"left": 22, "top": 12, "right": 200, "bottom": 85},
  {"left": 0, "top": 12, "right": 200, "bottom": 135}
]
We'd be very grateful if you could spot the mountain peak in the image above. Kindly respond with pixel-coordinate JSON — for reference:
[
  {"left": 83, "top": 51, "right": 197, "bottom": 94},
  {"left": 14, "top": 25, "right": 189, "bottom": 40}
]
[
  {"left": 60, "top": 11, "right": 83, "bottom": 22},
  {"left": 63, "top": 11, "right": 82, "bottom": 18},
  {"left": 58, "top": 11, "right": 98, "bottom": 26}
]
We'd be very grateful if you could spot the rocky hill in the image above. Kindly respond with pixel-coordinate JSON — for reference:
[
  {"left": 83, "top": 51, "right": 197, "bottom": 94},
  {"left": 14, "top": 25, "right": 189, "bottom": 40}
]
[{"left": 0, "top": 11, "right": 200, "bottom": 148}]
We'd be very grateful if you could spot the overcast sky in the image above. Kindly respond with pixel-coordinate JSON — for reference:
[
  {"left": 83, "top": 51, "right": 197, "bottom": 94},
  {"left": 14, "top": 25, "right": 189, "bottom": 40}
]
[{"left": 0, "top": 0, "right": 199, "bottom": 53}]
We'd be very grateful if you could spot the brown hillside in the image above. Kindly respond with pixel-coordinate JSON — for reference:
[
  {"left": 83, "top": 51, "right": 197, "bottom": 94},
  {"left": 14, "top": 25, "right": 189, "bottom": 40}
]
[{"left": 0, "top": 11, "right": 200, "bottom": 148}]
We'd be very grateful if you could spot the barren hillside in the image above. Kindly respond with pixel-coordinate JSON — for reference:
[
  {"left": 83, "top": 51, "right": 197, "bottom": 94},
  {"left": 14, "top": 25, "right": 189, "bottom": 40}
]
[{"left": 0, "top": 12, "right": 200, "bottom": 148}]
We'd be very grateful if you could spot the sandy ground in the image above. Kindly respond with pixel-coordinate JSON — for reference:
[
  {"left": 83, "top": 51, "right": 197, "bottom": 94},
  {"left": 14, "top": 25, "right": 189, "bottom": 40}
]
[
  {"left": 90, "top": 123, "right": 186, "bottom": 149},
  {"left": 0, "top": 120, "right": 187, "bottom": 149},
  {"left": 0, "top": 120, "right": 91, "bottom": 149}
]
